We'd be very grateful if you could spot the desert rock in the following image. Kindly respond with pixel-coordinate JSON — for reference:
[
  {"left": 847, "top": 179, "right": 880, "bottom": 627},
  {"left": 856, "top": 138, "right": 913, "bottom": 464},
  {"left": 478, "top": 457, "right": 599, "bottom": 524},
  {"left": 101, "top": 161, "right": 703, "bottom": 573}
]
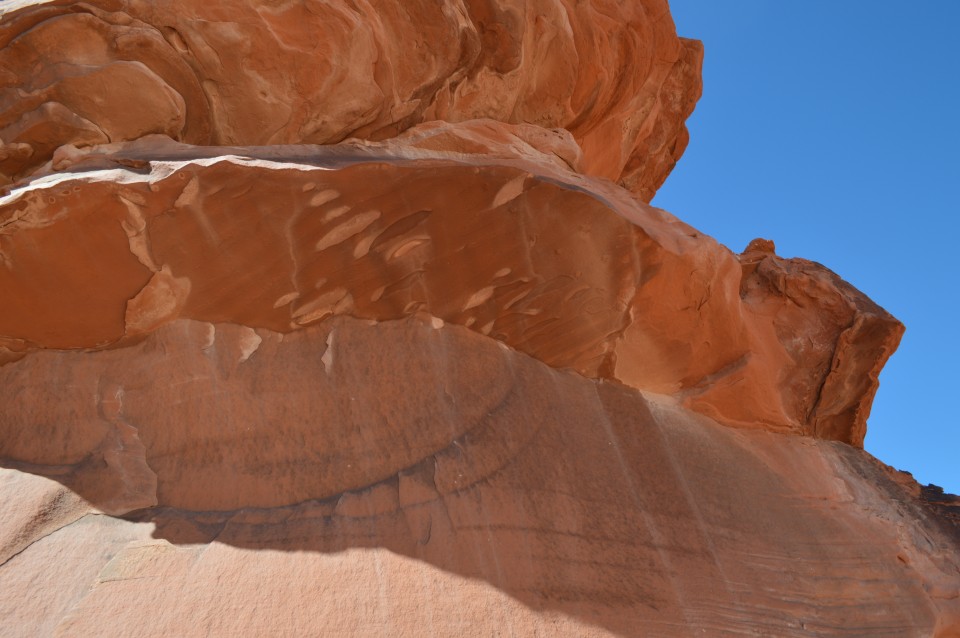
[
  {"left": 0, "top": 1, "right": 956, "bottom": 636},
  {"left": 1, "top": 315, "right": 958, "bottom": 636},
  {"left": 0, "top": 0, "right": 701, "bottom": 200},
  {"left": 0, "top": 129, "right": 903, "bottom": 445}
]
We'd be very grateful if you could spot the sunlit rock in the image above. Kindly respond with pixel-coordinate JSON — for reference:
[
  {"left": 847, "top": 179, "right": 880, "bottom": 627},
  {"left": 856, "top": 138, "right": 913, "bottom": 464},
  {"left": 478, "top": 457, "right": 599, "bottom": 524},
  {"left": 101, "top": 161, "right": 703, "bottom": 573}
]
[
  {"left": 0, "top": 0, "right": 701, "bottom": 200},
  {"left": 0, "top": 1, "right": 956, "bottom": 636}
]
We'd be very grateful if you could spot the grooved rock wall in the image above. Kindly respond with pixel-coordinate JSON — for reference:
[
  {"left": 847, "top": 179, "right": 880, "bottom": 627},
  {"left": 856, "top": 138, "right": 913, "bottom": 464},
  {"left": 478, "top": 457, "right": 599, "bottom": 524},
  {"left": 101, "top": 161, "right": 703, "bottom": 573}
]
[{"left": 0, "top": 1, "right": 957, "bottom": 637}]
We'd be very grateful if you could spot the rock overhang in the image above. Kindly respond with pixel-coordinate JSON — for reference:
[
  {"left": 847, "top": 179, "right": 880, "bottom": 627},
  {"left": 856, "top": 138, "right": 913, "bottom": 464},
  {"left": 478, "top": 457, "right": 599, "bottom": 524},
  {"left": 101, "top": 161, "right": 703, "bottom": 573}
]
[
  {"left": 1, "top": 129, "right": 903, "bottom": 447},
  {"left": 1, "top": 2, "right": 957, "bottom": 636}
]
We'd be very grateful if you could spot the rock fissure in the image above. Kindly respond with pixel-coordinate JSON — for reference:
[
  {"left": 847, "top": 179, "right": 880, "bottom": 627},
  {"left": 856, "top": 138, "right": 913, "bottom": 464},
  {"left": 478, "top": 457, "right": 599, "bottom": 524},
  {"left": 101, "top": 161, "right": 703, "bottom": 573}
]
[{"left": 0, "top": 512, "right": 94, "bottom": 571}]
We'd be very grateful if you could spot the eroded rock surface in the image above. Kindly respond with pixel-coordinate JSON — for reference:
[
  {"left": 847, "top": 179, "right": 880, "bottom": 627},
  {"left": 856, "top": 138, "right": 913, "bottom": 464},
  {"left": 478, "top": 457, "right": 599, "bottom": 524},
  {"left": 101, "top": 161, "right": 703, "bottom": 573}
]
[
  {"left": 0, "top": 130, "right": 903, "bottom": 445},
  {"left": 1, "top": 315, "right": 958, "bottom": 637},
  {"left": 0, "top": 0, "right": 701, "bottom": 200},
  {"left": 0, "top": 1, "right": 956, "bottom": 637}
]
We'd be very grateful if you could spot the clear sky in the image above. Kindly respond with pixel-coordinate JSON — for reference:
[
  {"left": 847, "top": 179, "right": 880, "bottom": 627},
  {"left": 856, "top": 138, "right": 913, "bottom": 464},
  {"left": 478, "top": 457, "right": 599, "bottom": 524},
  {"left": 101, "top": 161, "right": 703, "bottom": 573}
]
[{"left": 655, "top": 2, "right": 959, "bottom": 493}]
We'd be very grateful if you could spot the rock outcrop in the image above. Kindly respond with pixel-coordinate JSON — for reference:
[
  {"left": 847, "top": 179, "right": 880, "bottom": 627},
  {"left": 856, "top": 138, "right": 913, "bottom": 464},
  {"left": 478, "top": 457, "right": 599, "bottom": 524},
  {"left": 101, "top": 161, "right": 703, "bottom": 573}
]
[
  {"left": 0, "top": 0, "right": 701, "bottom": 200},
  {"left": 0, "top": 1, "right": 956, "bottom": 637},
  {"left": 0, "top": 130, "right": 903, "bottom": 446}
]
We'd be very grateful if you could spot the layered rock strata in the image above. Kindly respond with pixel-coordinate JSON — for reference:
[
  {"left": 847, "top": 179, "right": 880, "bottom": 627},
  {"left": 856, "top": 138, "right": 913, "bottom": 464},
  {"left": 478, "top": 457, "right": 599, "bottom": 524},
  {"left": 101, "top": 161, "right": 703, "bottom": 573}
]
[
  {"left": 0, "top": 1, "right": 957, "bottom": 637},
  {"left": 0, "top": 129, "right": 902, "bottom": 446},
  {"left": 2, "top": 315, "right": 959, "bottom": 636},
  {"left": 0, "top": 0, "right": 701, "bottom": 200}
]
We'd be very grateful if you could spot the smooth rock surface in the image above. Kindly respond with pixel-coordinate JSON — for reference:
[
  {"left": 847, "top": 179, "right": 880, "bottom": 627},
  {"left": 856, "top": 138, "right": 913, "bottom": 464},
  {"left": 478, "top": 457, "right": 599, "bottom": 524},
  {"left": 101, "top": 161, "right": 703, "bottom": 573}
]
[
  {"left": 1, "top": 316, "right": 958, "bottom": 636},
  {"left": 1, "top": 1, "right": 956, "bottom": 636}
]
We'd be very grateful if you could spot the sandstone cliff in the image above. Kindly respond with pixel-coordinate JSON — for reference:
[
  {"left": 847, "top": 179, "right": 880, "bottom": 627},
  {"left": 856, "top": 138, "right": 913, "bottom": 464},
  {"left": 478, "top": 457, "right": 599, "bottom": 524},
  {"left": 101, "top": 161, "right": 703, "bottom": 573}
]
[{"left": 0, "top": 1, "right": 957, "bottom": 636}]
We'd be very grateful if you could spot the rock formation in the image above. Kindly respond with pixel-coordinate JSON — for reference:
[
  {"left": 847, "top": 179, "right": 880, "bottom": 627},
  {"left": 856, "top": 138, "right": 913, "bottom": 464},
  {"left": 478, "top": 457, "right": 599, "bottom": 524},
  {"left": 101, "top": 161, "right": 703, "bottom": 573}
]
[
  {"left": 0, "top": 1, "right": 957, "bottom": 636},
  {"left": 0, "top": 0, "right": 701, "bottom": 200}
]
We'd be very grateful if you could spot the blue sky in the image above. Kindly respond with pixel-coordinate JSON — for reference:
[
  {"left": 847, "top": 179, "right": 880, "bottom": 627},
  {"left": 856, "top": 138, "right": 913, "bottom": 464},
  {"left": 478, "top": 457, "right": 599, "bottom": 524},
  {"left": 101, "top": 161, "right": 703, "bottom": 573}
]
[{"left": 655, "top": 2, "right": 959, "bottom": 493}]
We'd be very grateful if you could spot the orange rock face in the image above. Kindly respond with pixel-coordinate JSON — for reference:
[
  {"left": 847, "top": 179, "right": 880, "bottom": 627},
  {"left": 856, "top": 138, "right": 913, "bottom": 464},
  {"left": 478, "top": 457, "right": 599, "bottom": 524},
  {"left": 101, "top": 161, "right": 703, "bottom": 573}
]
[
  {"left": 0, "top": 0, "right": 701, "bottom": 200},
  {"left": 0, "top": 1, "right": 957, "bottom": 637},
  {"left": 0, "top": 131, "right": 904, "bottom": 446}
]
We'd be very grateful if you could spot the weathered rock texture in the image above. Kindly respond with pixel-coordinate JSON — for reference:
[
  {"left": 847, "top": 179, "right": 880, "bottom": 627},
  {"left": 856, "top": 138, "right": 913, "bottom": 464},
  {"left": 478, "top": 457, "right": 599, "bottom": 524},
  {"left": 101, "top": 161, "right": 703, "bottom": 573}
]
[
  {"left": 0, "top": 132, "right": 903, "bottom": 446},
  {"left": 0, "top": 0, "right": 701, "bottom": 200},
  {"left": 0, "top": 1, "right": 957, "bottom": 637}
]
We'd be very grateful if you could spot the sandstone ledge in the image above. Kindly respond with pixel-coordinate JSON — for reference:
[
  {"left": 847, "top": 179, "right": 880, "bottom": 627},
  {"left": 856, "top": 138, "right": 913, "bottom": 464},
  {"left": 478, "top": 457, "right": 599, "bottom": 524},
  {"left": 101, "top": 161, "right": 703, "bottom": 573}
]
[
  {"left": 0, "top": 131, "right": 903, "bottom": 445},
  {"left": 1, "top": 1, "right": 952, "bottom": 636}
]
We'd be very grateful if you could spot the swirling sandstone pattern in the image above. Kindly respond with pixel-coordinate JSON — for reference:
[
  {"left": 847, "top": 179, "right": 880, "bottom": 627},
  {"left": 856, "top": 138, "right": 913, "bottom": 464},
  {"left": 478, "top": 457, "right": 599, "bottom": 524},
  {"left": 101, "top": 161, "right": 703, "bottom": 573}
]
[
  {"left": 0, "top": 0, "right": 701, "bottom": 200},
  {"left": 0, "top": 1, "right": 957, "bottom": 637}
]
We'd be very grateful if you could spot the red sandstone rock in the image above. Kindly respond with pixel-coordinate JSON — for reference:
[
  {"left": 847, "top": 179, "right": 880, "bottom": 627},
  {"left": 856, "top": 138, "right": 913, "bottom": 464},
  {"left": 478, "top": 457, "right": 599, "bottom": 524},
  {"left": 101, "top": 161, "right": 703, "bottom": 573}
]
[
  {"left": 0, "top": 1, "right": 956, "bottom": 636},
  {"left": 0, "top": 315, "right": 958, "bottom": 636},
  {"left": 0, "top": 130, "right": 903, "bottom": 445},
  {"left": 0, "top": 0, "right": 701, "bottom": 200}
]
